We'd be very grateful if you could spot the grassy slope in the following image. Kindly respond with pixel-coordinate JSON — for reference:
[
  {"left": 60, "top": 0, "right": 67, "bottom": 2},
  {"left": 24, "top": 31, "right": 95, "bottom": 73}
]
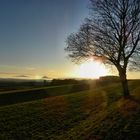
[
  {"left": 0, "top": 80, "right": 140, "bottom": 140},
  {"left": 0, "top": 84, "right": 88, "bottom": 106}
]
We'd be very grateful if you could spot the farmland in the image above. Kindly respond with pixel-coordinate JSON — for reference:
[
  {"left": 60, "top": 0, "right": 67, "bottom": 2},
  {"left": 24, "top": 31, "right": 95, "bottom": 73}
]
[{"left": 0, "top": 80, "right": 140, "bottom": 139}]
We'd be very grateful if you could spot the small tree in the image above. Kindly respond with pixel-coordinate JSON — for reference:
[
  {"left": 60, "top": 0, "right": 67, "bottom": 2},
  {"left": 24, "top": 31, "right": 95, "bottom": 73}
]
[{"left": 65, "top": 0, "right": 140, "bottom": 97}]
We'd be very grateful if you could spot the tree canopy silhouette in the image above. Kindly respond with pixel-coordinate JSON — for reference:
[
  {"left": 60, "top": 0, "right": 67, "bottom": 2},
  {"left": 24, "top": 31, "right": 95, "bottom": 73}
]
[{"left": 65, "top": 0, "right": 140, "bottom": 97}]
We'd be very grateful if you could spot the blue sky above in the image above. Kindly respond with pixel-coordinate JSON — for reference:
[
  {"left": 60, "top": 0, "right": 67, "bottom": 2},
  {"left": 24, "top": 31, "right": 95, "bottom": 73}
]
[
  {"left": 0, "top": 0, "right": 139, "bottom": 79},
  {"left": 0, "top": 0, "right": 90, "bottom": 78}
]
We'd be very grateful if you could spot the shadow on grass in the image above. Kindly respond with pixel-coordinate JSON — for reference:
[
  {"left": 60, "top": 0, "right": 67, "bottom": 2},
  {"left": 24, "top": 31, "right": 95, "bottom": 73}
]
[{"left": 0, "top": 84, "right": 89, "bottom": 107}]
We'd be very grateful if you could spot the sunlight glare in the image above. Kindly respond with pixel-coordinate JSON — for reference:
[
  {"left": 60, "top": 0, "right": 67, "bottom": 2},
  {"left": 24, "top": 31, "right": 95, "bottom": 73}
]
[
  {"left": 75, "top": 60, "right": 108, "bottom": 79},
  {"left": 35, "top": 75, "right": 42, "bottom": 79}
]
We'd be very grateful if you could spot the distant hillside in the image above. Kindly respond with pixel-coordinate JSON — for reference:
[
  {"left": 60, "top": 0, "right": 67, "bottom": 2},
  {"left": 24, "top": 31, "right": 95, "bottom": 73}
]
[{"left": 99, "top": 75, "right": 120, "bottom": 81}]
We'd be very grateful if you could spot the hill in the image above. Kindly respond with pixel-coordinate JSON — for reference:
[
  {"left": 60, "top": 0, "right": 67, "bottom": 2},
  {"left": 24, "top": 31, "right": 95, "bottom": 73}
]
[{"left": 0, "top": 80, "right": 140, "bottom": 139}]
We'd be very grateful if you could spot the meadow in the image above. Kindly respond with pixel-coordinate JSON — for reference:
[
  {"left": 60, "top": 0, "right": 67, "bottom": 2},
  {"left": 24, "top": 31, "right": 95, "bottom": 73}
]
[{"left": 0, "top": 80, "right": 140, "bottom": 140}]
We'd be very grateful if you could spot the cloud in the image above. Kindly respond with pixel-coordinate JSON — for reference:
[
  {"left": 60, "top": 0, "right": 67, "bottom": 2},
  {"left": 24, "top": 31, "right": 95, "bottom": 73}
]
[
  {"left": 14, "top": 75, "right": 29, "bottom": 78},
  {"left": 42, "top": 76, "right": 49, "bottom": 79},
  {"left": 0, "top": 72, "right": 18, "bottom": 75}
]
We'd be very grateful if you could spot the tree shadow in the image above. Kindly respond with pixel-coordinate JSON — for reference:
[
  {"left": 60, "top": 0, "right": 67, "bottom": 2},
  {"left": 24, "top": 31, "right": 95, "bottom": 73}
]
[
  {"left": 117, "top": 95, "right": 140, "bottom": 117},
  {"left": 123, "top": 95, "right": 140, "bottom": 104}
]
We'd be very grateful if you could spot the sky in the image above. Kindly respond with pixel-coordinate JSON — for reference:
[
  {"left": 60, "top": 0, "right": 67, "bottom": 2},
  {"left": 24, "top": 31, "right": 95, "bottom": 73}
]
[
  {"left": 0, "top": 0, "right": 90, "bottom": 79},
  {"left": 0, "top": 0, "right": 139, "bottom": 79}
]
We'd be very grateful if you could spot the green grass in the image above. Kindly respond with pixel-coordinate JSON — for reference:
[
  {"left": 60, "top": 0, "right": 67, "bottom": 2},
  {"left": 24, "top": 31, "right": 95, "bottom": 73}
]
[
  {"left": 0, "top": 84, "right": 89, "bottom": 106},
  {"left": 0, "top": 80, "right": 140, "bottom": 139}
]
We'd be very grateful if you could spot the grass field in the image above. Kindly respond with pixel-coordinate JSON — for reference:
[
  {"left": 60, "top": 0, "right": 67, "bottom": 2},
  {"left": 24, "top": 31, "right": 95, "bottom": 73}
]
[
  {"left": 0, "top": 84, "right": 89, "bottom": 106},
  {"left": 0, "top": 80, "right": 140, "bottom": 140}
]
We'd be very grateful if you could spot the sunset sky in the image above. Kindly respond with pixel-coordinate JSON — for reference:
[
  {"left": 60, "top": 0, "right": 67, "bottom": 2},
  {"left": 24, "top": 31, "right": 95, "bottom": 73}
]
[{"left": 0, "top": 0, "right": 139, "bottom": 79}]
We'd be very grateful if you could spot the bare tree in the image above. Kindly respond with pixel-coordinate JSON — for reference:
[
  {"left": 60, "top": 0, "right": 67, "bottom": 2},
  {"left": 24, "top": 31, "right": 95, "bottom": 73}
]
[{"left": 65, "top": 0, "right": 140, "bottom": 97}]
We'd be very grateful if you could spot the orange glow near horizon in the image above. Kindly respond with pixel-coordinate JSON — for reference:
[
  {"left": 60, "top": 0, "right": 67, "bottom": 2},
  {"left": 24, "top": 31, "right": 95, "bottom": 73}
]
[
  {"left": 35, "top": 75, "right": 42, "bottom": 79},
  {"left": 74, "top": 60, "right": 108, "bottom": 79}
]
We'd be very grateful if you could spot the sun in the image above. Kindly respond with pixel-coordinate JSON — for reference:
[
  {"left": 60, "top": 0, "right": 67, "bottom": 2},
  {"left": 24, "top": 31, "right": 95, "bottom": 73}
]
[{"left": 75, "top": 60, "right": 108, "bottom": 79}]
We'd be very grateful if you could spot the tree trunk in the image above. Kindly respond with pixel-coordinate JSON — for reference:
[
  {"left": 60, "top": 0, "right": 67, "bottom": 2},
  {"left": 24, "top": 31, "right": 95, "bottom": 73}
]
[{"left": 119, "top": 69, "right": 130, "bottom": 97}]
